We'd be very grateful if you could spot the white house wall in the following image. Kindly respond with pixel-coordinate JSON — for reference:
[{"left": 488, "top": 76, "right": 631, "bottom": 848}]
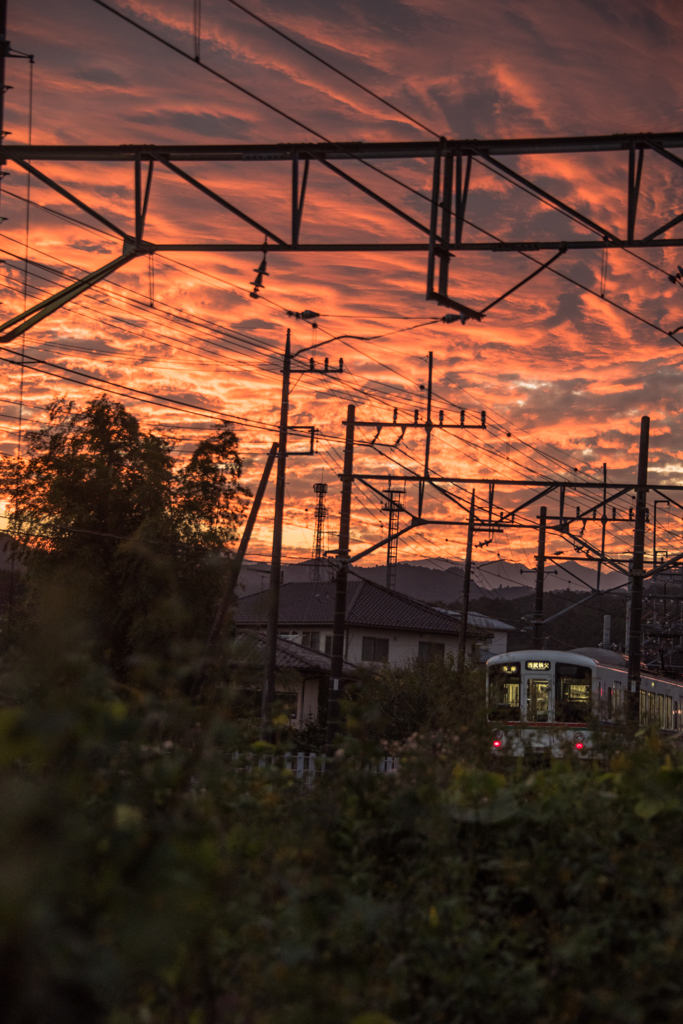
[
  {"left": 345, "top": 628, "right": 475, "bottom": 668},
  {"left": 279, "top": 625, "right": 482, "bottom": 668}
]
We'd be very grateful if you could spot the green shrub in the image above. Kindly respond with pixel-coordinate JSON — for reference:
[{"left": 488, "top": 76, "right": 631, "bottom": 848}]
[{"left": 3, "top": 649, "right": 683, "bottom": 1024}]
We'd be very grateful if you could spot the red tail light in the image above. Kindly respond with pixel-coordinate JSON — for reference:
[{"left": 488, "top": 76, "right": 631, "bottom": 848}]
[
  {"left": 492, "top": 739, "right": 502, "bottom": 748},
  {"left": 575, "top": 742, "right": 584, "bottom": 750}
]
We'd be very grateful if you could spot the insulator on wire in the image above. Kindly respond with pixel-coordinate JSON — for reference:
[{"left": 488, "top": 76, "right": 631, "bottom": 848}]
[
  {"left": 438, "top": 410, "right": 444, "bottom": 426},
  {"left": 393, "top": 408, "right": 398, "bottom": 424},
  {"left": 249, "top": 251, "right": 269, "bottom": 298}
]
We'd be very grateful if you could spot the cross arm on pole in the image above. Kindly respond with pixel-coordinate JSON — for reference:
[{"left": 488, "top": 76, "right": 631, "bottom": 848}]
[{"left": 547, "top": 485, "right": 634, "bottom": 523}]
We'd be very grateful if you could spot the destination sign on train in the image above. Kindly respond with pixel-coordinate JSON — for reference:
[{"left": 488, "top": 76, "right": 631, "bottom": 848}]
[
  {"left": 501, "top": 664, "right": 520, "bottom": 674},
  {"left": 526, "top": 660, "right": 551, "bottom": 671}
]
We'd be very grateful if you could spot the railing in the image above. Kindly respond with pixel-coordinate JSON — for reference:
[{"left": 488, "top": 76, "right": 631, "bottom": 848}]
[{"left": 229, "top": 751, "right": 399, "bottom": 783}]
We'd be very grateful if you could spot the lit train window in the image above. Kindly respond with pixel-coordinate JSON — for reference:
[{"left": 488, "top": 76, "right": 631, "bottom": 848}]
[
  {"left": 527, "top": 679, "right": 549, "bottom": 722},
  {"left": 488, "top": 664, "right": 521, "bottom": 721},
  {"left": 555, "top": 663, "right": 592, "bottom": 723}
]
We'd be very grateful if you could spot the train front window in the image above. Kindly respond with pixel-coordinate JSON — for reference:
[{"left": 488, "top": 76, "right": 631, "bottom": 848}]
[
  {"left": 527, "top": 679, "right": 549, "bottom": 722},
  {"left": 488, "top": 663, "right": 521, "bottom": 721},
  {"left": 556, "top": 663, "right": 592, "bottom": 723}
]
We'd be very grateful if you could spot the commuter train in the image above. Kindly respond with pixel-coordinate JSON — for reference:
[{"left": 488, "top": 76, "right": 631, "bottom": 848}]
[{"left": 486, "top": 647, "right": 683, "bottom": 756}]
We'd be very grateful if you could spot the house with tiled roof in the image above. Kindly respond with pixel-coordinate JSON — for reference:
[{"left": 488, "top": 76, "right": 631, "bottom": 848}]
[{"left": 234, "top": 577, "right": 496, "bottom": 671}]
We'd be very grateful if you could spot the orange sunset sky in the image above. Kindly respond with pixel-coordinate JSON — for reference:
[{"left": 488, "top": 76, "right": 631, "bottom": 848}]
[{"left": 2, "top": 0, "right": 683, "bottom": 568}]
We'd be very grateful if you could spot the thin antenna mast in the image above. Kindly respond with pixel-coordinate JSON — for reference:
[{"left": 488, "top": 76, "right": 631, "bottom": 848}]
[
  {"left": 382, "top": 485, "right": 405, "bottom": 590},
  {"left": 311, "top": 481, "right": 328, "bottom": 581}
]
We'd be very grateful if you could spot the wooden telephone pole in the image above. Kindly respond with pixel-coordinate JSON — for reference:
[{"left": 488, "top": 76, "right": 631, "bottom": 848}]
[
  {"left": 457, "top": 490, "right": 475, "bottom": 673},
  {"left": 532, "top": 506, "right": 547, "bottom": 647},
  {"left": 326, "top": 405, "right": 355, "bottom": 747},
  {"left": 627, "top": 415, "right": 650, "bottom": 711}
]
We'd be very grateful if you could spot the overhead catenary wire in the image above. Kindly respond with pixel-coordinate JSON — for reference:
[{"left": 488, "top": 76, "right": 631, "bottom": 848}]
[{"left": 222, "top": 0, "right": 441, "bottom": 138}]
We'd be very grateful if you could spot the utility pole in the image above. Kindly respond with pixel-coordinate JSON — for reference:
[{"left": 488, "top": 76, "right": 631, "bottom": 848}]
[
  {"left": 625, "top": 559, "right": 633, "bottom": 655},
  {"left": 532, "top": 506, "right": 547, "bottom": 647},
  {"left": 418, "top": 351, "right": 434, "bottom": 517},
  {"left": 457, "top": 489, "right": 475, "bottom": 673},
  {"left": 262, "top": 331, "right": 291, "bottom": 735},
  {"left": 0, "top": 1, "right": 8, "bottom": 151},
  {"left": 327, "top": 404, "right": 355, "bottom": 748},
  {"left": 628, "top": 415, "right": 650, "bottom": 713},
  {"left": 260, "top": 336, "right": 341, "bottom": 734},
  {"left": 0, "top": 2, "right": 34, "bottom": 222}
]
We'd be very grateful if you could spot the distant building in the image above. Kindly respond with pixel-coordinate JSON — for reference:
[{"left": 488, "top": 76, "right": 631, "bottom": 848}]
[
  {"left": 429, "top": 607, "right": 514, "bottom": 660},
  {"left": 234, "top": 577, "right": 497, "bottom": 670}
]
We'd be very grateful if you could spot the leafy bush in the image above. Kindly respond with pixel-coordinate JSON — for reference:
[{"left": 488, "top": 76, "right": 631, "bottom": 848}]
[{"left": 3, "top": 637, "right": 683, "bottom": 1024}]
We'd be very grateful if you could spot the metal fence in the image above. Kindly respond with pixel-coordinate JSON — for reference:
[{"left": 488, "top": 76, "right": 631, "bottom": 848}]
[{"left": 229, "top": 751, "right": 399, "bottom": 782}]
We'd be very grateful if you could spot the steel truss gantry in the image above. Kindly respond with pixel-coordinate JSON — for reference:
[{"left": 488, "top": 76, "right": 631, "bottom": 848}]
[{"left": 3, "top": 130, "right": 683, "bottom": 337}]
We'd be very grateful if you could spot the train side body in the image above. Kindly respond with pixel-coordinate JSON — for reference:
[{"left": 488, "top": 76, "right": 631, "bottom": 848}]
[{"left": 486, "top": 647, "right": 683, "bottom": 757}]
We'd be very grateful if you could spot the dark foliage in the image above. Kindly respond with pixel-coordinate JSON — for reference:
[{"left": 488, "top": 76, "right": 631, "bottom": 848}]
[
  {"left": 0, "top": 396, "right": 249, "bottom": 682},
  {"left": 2, "top": 650, "right": 683, "bottom": 1024}
]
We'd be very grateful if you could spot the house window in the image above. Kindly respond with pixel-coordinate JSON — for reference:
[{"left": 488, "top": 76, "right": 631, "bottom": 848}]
[
  {"left": 324, "top": 634, "right": 332, "bottom": 655},
  {"left": 361, "top": 636, "right": 389, "bottom": 662},
  {"left": 302, "top": 632, "right": 320, "bottom": 651},
  {"left": 418, "top": 641, "right": 445, "bottom": 664}
]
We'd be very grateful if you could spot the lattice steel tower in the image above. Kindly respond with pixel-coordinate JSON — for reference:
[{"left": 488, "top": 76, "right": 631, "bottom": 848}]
[
  {"left": 311, "top": 481, "right": 328, "bottom": 582},
  {"left": 382, "top": 487, "right": 405, "bottom": 590}
]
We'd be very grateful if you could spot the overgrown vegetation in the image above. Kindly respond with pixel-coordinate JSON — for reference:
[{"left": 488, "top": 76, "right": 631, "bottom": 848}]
[
  {"left": 0, "top": 396, "right": 249, "bottom": 685},
  {"left": 2, "top": 399, "right": 683, "bottom": 1023},
  {"left": 3, "top": 649, "right": 683, "bottom": 1024}
]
